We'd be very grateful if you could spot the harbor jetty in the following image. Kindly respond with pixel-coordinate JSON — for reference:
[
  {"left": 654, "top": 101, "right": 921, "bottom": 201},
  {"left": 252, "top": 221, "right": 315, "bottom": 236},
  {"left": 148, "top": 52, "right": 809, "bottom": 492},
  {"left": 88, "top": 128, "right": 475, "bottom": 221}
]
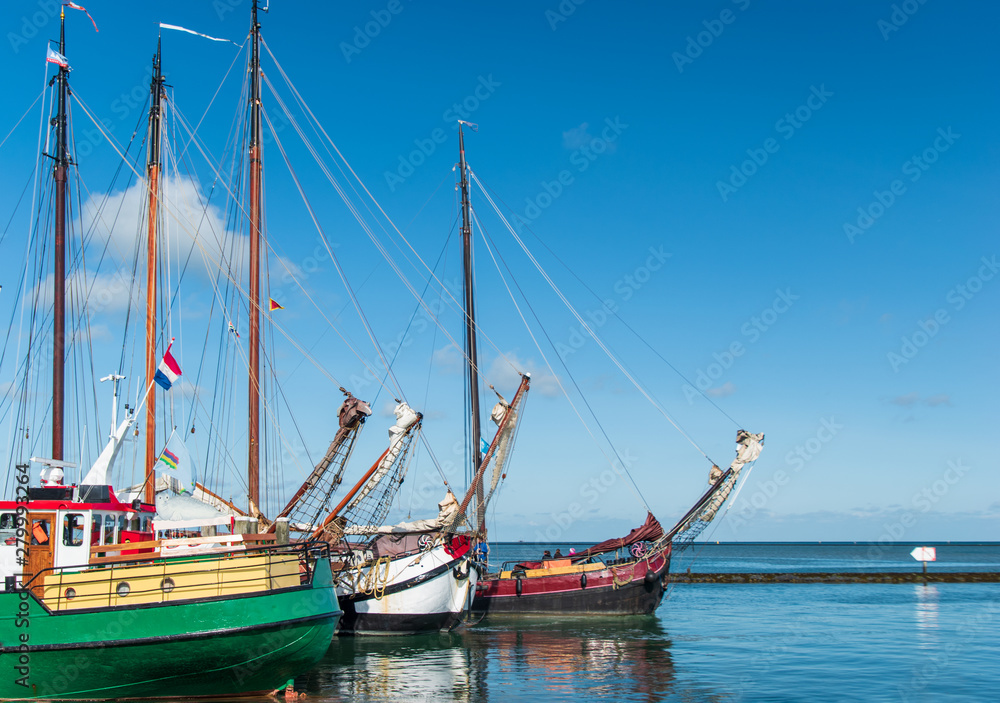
[{"left": 673, "top": 572, "right": 1000, "bottom": 583}]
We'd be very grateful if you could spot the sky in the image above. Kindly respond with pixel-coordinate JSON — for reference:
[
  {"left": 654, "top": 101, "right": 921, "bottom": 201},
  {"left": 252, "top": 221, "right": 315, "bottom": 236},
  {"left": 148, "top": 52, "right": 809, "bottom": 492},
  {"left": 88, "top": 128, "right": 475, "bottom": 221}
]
[{"left": 0, "top": 1, "right": 997, "bottom": 544}]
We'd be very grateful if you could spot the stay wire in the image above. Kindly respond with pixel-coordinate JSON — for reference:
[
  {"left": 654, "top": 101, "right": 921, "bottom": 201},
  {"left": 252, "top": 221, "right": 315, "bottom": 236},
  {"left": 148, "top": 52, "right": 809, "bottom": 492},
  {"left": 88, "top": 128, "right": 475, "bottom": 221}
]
[
  {"left": 471, "top": 171, "right": 716, "bottom": 465},
  {"left": 473, "top": 211, "right": 650, "bottom": 512},
  {"left": 474, "top": 175, "right": 742, "bottom": 429}
]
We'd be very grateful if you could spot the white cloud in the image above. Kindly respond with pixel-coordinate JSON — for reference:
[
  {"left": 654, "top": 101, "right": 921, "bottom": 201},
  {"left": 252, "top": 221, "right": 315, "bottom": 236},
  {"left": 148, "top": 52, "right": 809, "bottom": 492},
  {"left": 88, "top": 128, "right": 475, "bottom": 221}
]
[
  {"left": 81, "top": 173, "right": 237, "bottom": 284},
  {"left": 706, "top": 381, "right": 736, "bottom": 398},
  {"left": 890, "top": 392, "right": 920, "bottom": 407},
  {"left": 432, "top": 344, "right": 464, "bottom": 375},
  {"left": 562, "top": 122, "right": 592, "bottom": 150},
  {"left": 485, "top": 351, "right": 560, "bottom": 398}
]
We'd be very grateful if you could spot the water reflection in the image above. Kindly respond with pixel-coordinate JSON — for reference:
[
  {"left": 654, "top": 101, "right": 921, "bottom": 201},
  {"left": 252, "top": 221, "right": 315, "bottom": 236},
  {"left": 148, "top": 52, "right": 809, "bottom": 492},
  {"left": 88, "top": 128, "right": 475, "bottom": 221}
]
[
  {"left": 300, "top": 618, "right": 726, "bottom": 702},
  {"left": 914, "top": 583, "right": 940, "bottom": 649},
  {"left": 301, "top": 634, "right": 480, "bottom": 702}
]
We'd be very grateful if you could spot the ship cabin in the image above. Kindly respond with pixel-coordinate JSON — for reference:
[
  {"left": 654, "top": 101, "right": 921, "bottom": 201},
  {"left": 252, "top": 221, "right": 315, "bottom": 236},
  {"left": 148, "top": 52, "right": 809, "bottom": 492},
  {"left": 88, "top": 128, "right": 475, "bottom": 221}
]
[{"left": 0, "top": 484, "right": 155, "bottom": 590}]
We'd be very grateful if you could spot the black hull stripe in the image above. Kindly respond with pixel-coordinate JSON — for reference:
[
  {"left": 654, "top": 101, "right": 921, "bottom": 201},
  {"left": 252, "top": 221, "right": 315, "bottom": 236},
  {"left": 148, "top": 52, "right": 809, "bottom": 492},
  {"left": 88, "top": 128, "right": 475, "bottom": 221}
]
[
  {"left": 342, "top": 556, "right": 466, "bottom": 604},
  {"left": 1, "top": 611, "right": 342, "bottom": 653},
  {"left": 338, "top": 610, "right": 462, "bottom": 635},
  {"left": 14, "top": 582, "right": 317, "bottom": 617}
]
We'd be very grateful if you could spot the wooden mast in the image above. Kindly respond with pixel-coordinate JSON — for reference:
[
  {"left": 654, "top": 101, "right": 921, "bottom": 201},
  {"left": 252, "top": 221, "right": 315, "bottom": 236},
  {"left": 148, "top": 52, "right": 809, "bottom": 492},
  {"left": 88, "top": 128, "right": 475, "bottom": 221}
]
[
  {"left": 247, "top": 2, "right": 263, "bottom": 515},
  {"left": 51, "top": 8, "right": 69, "bottom": 461},
  {"left": 143, "top": 38, "right": 164, "bottom": 504},
  {"left": 457, "top": 122, "right": 484, "bottom": 534}
]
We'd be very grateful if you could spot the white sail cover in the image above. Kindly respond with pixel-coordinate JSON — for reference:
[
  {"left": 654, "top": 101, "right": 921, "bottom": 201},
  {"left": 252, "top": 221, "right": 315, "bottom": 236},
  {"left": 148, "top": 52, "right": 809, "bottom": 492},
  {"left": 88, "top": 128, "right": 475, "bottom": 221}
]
[
  {"left": 342, "top": 402, "right": 419, "bottom": 514},
  {"left": 81, "top": 413, "right": 134, "bottom": 485},
  {"left": 699, "top": 429, "right": 765, "bottom": 521},
  {"left": 345, "top": 491, "right": 460, "bottom": 535},
  {"left": 155, "top": 491, "right": 235, "bottom": 523}
]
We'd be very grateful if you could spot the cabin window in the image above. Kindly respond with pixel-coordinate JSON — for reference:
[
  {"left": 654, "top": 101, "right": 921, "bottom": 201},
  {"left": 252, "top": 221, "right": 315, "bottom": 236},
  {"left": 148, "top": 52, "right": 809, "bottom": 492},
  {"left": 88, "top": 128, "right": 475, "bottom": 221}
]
[
  {"left": 104, "top": 514, "right": 116, "bottom": 545},
  {"left": 118, "top": 514, "right": 127, "bottom": 536},
  {"left": 0, "top": 513, "right": 16, "bottom": 545},
  {"left": 139, "top": 515, "right": 152, "bottom": 532},
  {"left": 62, "top": 514, "right": 84, "bottom": 547},
  {"left": 91, "top": 513, "right": 102, "bottom": 545},
  {"left": 30, "top": 518, "right": 51, "bottom": 545}
]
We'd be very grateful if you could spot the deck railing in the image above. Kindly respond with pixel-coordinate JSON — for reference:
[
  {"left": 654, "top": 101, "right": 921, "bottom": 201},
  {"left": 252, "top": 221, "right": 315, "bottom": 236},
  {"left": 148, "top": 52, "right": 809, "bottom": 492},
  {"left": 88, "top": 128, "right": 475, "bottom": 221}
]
[{"left": 21, "top": 541, "right": 329, "bottom": 611}]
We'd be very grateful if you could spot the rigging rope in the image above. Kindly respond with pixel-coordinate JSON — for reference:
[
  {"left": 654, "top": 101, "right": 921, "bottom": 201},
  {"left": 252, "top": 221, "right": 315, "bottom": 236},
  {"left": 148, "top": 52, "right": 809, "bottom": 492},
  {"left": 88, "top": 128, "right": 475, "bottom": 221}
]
[
  {"left": 474, "top": 211, "right": 651, "bottom": 512},
  {"left": 473, "top": 176, "right": 743, "bottom": 429},
  {"left": 471, "top": 170, "right": 716, "bottom": 465}
]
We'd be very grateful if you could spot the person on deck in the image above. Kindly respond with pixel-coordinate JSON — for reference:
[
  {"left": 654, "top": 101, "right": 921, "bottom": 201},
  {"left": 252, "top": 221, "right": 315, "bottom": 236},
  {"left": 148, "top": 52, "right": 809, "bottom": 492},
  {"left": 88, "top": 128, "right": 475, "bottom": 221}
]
[
  {"left": 554, "top": 549, "right": 563, "bottom": 558},
  {"left": 543, "top": 550, "right": 552, "bottom": 559}
]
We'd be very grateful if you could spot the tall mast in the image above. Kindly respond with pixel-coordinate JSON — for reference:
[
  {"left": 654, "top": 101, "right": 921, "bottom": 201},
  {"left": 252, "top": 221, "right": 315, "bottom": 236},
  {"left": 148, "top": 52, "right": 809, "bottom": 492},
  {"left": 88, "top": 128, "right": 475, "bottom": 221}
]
[
  {"left": 457, "top": 122, "right": 484, "bottom": 531},
  {"left": 247, "top": 1, "right": 263, "bottom": 515},
  {"left": 143, "top": 38, "right": 164, "bottom": 504},
  {"left": 51, "top": 8, "right": 70, "bottom": 461}
]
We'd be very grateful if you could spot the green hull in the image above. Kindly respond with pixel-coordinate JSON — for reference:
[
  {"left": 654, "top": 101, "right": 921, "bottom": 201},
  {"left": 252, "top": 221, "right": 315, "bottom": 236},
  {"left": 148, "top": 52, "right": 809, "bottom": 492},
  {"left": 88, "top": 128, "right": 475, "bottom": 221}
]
[{"left": 0, "top": 560, "right": 340, "bottom": 700}]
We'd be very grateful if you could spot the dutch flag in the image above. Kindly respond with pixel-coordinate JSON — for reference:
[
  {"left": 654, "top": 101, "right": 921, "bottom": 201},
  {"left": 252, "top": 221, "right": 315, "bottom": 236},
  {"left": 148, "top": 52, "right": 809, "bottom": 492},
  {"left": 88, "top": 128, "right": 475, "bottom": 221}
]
[{"left": 154, "top": 341, "right": 183, "bottom": 391}]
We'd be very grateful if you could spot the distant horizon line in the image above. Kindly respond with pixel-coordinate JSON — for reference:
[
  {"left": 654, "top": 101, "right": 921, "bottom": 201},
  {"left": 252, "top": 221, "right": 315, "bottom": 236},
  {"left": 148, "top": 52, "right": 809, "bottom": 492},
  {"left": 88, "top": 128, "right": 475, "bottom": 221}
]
[{"left": 492, "top": 541, "right": 1000, "bottom": 546}]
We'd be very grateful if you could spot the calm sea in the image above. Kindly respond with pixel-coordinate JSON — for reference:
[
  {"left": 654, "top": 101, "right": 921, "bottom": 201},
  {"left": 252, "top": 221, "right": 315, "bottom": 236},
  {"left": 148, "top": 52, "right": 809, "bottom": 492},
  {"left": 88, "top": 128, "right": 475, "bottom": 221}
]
[{"left": 293, "top": 543, "right": 1000, "bottom": 702}]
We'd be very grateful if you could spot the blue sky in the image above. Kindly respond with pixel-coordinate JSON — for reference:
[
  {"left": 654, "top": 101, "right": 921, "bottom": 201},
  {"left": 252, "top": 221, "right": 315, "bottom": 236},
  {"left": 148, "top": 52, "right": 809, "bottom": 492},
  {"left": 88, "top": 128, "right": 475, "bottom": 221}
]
[{"left": 0, "top": 1, "right": 996, "bottom": 543}]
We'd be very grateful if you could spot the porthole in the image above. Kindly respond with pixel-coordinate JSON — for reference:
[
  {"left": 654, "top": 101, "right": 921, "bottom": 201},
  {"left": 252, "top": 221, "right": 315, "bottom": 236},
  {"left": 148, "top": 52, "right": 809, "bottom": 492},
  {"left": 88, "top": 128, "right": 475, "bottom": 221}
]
[
  {"left": 160, "top": 577, "right": 175, "bottom": 593},
  {"left": 116, "top": 581, "right": 130, "bottom": 597},
  {"left": 64, "top": 587, "right": 76, "bottom": 600}
]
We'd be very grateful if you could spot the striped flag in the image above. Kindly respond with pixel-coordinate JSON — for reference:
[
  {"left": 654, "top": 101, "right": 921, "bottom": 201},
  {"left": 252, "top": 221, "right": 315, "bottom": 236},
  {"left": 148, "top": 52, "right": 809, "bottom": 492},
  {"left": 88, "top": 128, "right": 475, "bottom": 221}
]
[
  {"left": 158, "top": 448, "right": 179, "bottom": 470},
  {"left": 156, "top": 430, "right": 194, "bottom": 494},
  {"left": 153, "top": 341, "right": 182, "bottom": 390},
  {"left": 64, "top": 3, "right": 99, "bottom": 32}
]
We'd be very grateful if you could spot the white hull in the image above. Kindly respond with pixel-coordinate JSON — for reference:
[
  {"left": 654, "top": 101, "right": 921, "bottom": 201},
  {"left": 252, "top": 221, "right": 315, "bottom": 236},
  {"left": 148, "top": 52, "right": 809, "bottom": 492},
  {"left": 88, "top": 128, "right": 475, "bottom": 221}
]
[{"left": 334, "top": 543, "right": 477, "bottom": 635}]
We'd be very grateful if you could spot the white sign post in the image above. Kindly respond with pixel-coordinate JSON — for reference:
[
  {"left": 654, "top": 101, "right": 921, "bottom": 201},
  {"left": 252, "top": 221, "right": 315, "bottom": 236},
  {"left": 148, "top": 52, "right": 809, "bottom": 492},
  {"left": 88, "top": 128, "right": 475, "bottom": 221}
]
[{"left": 911, "top": 546, "right": 936, "bottom": 577}]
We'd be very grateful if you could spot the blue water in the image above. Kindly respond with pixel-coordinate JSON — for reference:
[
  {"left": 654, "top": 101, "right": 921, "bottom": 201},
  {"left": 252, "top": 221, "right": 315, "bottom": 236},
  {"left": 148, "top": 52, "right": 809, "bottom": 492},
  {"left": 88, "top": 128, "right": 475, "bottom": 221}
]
[{"left": 295, "top": 543, "right": 1000, "bottom": 702}]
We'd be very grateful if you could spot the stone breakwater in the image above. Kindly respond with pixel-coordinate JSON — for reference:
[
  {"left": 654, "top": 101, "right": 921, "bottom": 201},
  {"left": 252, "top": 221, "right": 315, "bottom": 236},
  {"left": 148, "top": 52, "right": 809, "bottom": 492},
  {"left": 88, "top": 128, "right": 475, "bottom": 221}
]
[{"left": 672, "top": 572, "right": 1000, "bottom": 583}]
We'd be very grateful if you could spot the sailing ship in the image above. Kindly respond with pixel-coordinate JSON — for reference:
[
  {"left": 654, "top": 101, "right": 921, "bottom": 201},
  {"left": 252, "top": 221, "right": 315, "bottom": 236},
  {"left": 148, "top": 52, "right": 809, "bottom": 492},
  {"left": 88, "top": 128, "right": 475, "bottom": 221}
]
[
  {"left": 471, "top": 430, "right": 763, "bottom": 615},
  {"left": 0, "top": 5, "right": 341, "bottom": 698},
  {"left": 410, "top": 127, "right": 765, "bottom": 617}
]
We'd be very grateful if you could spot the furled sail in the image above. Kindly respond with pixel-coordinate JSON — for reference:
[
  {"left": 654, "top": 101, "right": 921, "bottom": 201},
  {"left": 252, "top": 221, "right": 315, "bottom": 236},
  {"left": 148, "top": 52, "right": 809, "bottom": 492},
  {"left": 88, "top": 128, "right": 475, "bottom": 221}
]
[
  {"left": 268, "top": 391, "right": 371, "bottom": 533},
  {"left": 669, "top": 429, "right": 765, "bottom": 545},
  {"left": 313, "top": 402, "right": 422, "bottom": 541},
  {"left": 445, "top": 374, "right": 530, "bottom": 535},
  {"left": 344, "top": 490, "right": 459, "bottom": 535}
]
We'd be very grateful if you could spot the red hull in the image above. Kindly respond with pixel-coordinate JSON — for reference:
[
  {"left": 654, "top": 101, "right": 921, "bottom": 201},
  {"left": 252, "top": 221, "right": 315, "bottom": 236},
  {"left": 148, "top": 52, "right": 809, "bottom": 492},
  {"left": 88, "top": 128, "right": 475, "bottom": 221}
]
[{"left": 472, "top": 544, "right": 671, "bottom": 616}]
